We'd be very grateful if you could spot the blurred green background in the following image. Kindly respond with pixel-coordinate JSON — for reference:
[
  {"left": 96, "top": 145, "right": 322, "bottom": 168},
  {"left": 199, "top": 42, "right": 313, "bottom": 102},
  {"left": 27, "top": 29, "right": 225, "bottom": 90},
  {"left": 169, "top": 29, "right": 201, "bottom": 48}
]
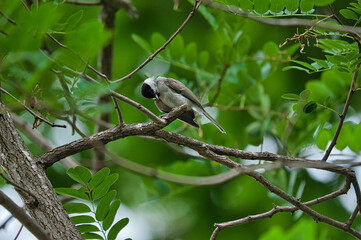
[{"left": 1, "top": 0, "right": 361, "bottom": 239}]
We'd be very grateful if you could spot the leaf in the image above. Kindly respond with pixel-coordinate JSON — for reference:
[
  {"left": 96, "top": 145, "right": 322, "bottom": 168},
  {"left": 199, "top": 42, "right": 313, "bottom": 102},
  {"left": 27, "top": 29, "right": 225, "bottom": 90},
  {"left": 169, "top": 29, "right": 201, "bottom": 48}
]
[
  {"left": 282, "top": 65, "right": 310, "bottom": 73},
  {"left": 290, "top": 60, "right": 317, "bottom": 71},
  {"left": 67, "top": 166, "right": 92, "bottom": 185},
  {"left": 151, "top": 32, "right": 166, "bottom": 52},
  {"left": 314, "top": 0, "right": 335, "bottom": 6},
  {"left": 350, "top": 122, "right": 361, "bottom": 152},
  {"left": 107, "top": 218, "right": 129, "bottom": 240},
  {"left": 103, "top": 200, "right": 121, "bottom": 231},
  {"left": 71, "top": 215, "right": 96, "bottom": 224},
  {"left": 64, "top": 202, "right": 91, "bottom": 214},
  {"left": 55, "top": 187, "right": 89, "bottom": 201},
  {"left": 92, "top": 173, "right": 119, "bottom": 200},
  {"left": 285, "top": 0, "right": 299, "bottom": 12},
  {"left": 77, "top": 224, "right": 100, "bottom": 233},
  {"left": 239, "top": 0, "right": 254, "bottom": 12},
  {"left": 299, "top": 89, "right": 311, "bottom": 100},
  {"left": 303, "top": 101, "right": 317, "bottom": 113},
  {"left": 198, "top": 51, "right": 209, "bottom": 69},
  {"left": 263, "top": 41, "right": 279, "bottom": 57},
  {"left": 281, "top": 93, "right": 300, "bottom": 101},
  {"left": 131, "top": 34, "right": 152, "bottom": 53},
  {"left": 340, "top": 9, "right": 358, "bottom": 20},
  {"left": 95, "top": 190, "right": 117, "bottom": 221},
  {"left": 246, "top": 60, "right": 261, "bottom": 80},
  {"left": 65, "top": 10, "right": 83, "bottom": 31},
  {"left": 88, "top": 168, "right": 110, "bottom": 190},
  {"left": 185, "top": 42, "right": 197, "bottom": 65},
  {"left": 335, "top": 123, "right": 353, "bottom": 151},
  {"left": 169, "top": 35, "right": 184, "bottom": 60},
  {"left": 83, "top": 233, "right": 104, "bottom": 240},
  {"left": 300, "top": 0, "right": 314, "bottom": 13},
  {"left": 270, "top": 0, "right": 285, "bottom": 13},
  {"left": 254, "top": 0, "right": 270, "bottom": 15},
  {"left": 316, "top": 129, "right": 332, "bottom": 150}
]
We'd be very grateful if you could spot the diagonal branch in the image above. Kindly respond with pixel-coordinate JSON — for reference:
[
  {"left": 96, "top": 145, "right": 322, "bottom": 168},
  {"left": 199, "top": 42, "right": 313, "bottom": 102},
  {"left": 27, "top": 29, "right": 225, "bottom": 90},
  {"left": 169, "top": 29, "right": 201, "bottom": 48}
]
[{"left": 111, "top": 0, "right": 203, "bottom": 83}]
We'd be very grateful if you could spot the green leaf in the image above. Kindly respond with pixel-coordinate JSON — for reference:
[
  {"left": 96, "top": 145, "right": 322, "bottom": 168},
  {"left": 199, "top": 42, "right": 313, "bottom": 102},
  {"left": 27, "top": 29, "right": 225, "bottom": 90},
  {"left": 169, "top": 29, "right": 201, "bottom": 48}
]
[
  {"left": 282, "top": 65, "right": 310, "bottom": 73},
  {"left": 314, "top": 0, "right": 335, "bottom": 6},
  {"left": 103, "top": 200, "right": 121, "bottom": 231},
  {"left": 270, "top": 0, "right": 285, "bottom": 13},
  {"left": 55, "top": 187, "right": 89, "bottom": 201},
  {"left": 263, "top": 41, "right": 279, "bottom": 57},
  {"left": 340, "top": 9, "right": 358, "bottom": 20},
  {"left": 198, "top": 51, "right": 209, "bottom": 69},
  {"left": 169, "top": 35, "right": 184, "bottom": 60},
  {"left": 316, "top": 129, "right": 332, "bottom": 150},
  {"left": 92, "top": 173, "right": 119, "bottom": 200},
  {"left": 285, "top": 0, "right": 299, "bottom": 12},
  {"left": 240, "top": 0, "right": 254, "bottom": 12},
  {"left": 303, "top": 101, "right": 317, "bottom": 113},
  {"left": 71, "top": 215, "right": 96, "bottom": 224},
  {"left": 290, "top": 60, "right": 317, "bottom": 71},
  {"left": 88, "top": 168, "right": 110, "bottom": 190},
  {"left": 185, "top": 42, "right": 197, "bottom": 65},
  {"left": 64, "top": 202, "right": 91, "bottom": 214},
  {"left": 107, "top": 218, "right": 129, "bottom": 240},
  {"left": 300, "top": 0, "right": 314, "bottom": 13},
  {"left": 350, "top": 122, "right": 361, "bottom": 152},
  {"left": 83, "top": 232, "right": 104, "bottom": 240},
  {"left": 151, "top": 32, "right": 166, "bottom": 51},
  {"left": 335, "top": 123, "right": 354, "bottom": 151},
  {"left": 95, "top": 190, "right": 117, "bottom": 221},
  {"left": 254, "top": 0, "right": 270, "bottom": 15},
  {"left": 77, "top": 224, "right": 100, "bottom": 233},
  {"left": 246, "top": 60, "right": 261, "bottom": 80},
  {"left": 65, "top": 10, "right": 83, "bottom": 32},
  {"left": 281, "top": 93, "right": 300, "bottom": 101},
  {"left": 300, "top": 89, "right": 311, "bottom": 100},
  {"left": 67, "top": 166, "right": 92, "bottom": 185},
  {"left": 309, "top": 58, "right": 329, "bottom": 69},
  {"left": 306, "top": 81, "right": 334, "bottom": 102},
  {"left": 131, "top": 34, "right": 152, "bottom": 53}
]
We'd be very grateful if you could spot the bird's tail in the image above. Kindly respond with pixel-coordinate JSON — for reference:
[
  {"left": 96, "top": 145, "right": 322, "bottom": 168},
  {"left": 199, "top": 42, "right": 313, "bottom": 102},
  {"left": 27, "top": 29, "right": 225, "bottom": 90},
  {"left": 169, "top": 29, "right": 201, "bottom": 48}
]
[{"left": 198, "top": 107, "right": 226, "bottom": 133}]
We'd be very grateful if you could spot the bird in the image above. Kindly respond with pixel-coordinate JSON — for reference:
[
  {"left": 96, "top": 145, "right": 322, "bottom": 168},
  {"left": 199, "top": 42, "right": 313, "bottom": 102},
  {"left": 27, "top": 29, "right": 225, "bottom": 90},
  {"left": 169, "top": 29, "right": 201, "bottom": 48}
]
[{"left": 141, "top": 76, "right": 226, "bottom": 133}]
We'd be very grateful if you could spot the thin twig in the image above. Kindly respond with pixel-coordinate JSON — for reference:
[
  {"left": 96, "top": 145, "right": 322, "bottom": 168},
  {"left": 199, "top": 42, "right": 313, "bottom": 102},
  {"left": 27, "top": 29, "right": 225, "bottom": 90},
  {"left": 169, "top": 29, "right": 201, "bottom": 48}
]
[
  {"left": 14, "top": 224, "right": 24, "bottom": 240},
  {"left": 47, "top": 34, "right": 107, "bottom": 79},
  {"left": 209, "top": 63, "right": 230, "bottom": 105},
  {"left": 0, "top": 172, "right": 37, "bottom": 200},
  {"left": 0, "top": 87, "right": 66, "bottom": 128},
  {"left": 65, "top": 0, "right": 101, "bottom": 5},
  {"left": 345, "top": 206, "right": 359, "bottom": 228},
  {"left": 112, "top": 0, "right": 203, "bottom": 83},
  {"left": 11, "top": 114, "right": 79, "bottom": 169},
  {"left": 322, "top": 39, "right": 361, "bottom": 161},
  {"left": 111, "top": 97, "right": 125, "bottom": 125},
  {"left": 0, "top": 10, "right": 16, "bottom": 25}
]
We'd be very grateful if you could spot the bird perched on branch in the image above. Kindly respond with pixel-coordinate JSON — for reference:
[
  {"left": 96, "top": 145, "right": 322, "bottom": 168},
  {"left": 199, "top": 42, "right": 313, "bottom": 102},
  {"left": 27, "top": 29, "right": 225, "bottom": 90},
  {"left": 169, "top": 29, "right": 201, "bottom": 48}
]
[{"left": 141, "top": 76, "right": 225, "bottom": 133}]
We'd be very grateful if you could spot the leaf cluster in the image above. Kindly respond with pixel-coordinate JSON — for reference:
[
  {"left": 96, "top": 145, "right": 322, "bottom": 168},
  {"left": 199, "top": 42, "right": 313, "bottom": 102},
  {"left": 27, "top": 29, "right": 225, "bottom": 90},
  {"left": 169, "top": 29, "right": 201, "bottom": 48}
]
[{"left": 55, "top": 166, "right": 130, "bottom": 240}]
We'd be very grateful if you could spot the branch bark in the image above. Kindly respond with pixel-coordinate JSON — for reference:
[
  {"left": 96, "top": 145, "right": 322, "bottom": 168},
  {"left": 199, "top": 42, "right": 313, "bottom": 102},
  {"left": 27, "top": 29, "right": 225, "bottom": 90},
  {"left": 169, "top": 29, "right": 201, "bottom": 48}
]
[{"left": 0, "top": 104, "right": 83, "bottom": 240}]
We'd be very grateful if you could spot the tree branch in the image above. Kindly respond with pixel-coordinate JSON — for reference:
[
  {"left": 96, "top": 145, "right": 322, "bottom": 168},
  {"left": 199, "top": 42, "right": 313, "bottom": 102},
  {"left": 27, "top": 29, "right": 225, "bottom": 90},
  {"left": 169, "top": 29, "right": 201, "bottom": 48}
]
[
  {"left": 203, "top": 0, "right": 361, "bottom": 36},
  {"left": 0, "top": 191, "right": 50, "bottom": 240},
  {"left": 111, "top": 0, "right": 203, "bottom": 83},
  {"left": 0, "top": 87, "right": 66, "bottom": 128}
]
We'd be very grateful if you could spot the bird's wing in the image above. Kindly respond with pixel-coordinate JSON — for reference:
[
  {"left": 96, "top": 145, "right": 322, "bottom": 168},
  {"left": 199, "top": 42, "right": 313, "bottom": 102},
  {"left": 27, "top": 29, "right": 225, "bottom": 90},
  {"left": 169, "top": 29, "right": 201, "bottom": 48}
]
[{"left": 162, "top": 78, "right": 203, "bottom": 108}]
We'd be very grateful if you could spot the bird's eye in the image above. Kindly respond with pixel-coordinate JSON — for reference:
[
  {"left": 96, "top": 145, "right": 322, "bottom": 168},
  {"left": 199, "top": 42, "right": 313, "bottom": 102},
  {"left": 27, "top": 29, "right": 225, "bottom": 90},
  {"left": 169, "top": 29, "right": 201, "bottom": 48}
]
[{"left": 141, "top": 83, "right": 156, "bottom": 99}]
